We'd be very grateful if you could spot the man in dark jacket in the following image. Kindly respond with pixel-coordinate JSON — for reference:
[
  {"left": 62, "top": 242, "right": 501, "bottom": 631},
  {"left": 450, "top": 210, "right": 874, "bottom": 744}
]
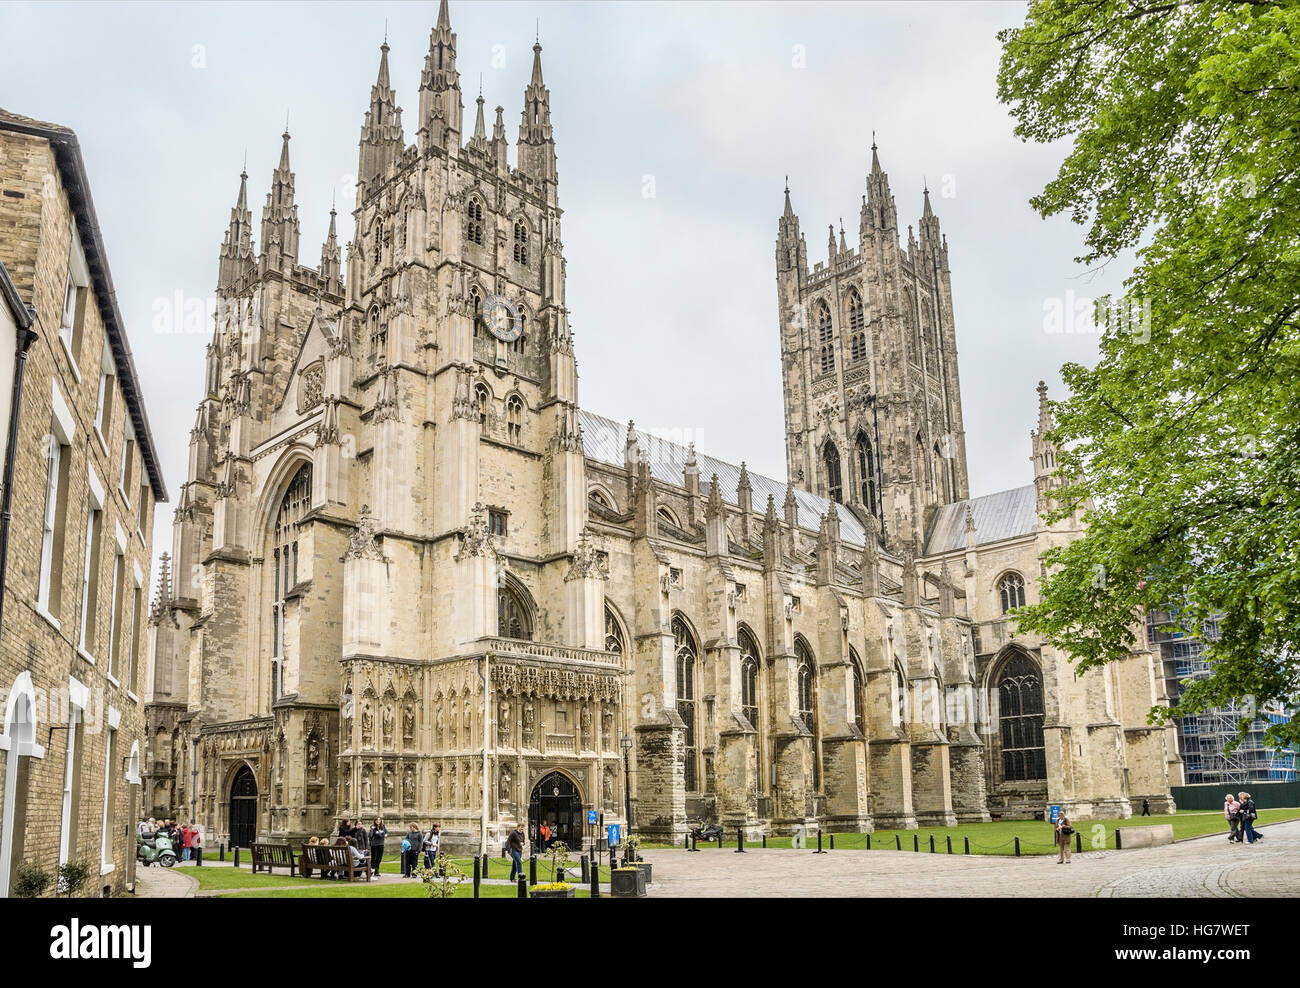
[{"left": 507, "top": 824, "right": 527, "bottom": 881}]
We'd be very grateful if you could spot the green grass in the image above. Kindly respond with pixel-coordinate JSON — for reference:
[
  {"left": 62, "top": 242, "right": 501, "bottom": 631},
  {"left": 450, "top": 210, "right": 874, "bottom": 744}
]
[
  {"left": 372, "top": 854, "right": 613, "bottom": 883},
  {"left": 180, "top": 866, "right": 304, "bottom": 890},
  {"left": 643, "top": 807, "right": 1300, "bottom": 856}
]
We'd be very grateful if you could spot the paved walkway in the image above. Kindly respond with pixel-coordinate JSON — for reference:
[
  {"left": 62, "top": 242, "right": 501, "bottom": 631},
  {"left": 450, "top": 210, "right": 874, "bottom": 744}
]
[
  {"left": 133, "top": 865, "right": 197, "bottom": 898},
  {"left": 644, "top": 820, "right": 1300, "bottom": 897}
]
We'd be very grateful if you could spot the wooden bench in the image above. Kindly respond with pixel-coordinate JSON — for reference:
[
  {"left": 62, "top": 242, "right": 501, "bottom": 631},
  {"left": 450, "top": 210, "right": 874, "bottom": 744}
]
[
  {"left": 298, "top": 843, "right": 372, "bottom": 881},
  {"left": 250, "top": 841, "right": 298, "bottom": 876}
]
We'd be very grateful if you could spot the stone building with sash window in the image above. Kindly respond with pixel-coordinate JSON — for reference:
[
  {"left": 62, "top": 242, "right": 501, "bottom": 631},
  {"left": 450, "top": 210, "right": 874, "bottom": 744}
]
[{"left": 144, "top": 1, "right": 1180, "bottom": 851}]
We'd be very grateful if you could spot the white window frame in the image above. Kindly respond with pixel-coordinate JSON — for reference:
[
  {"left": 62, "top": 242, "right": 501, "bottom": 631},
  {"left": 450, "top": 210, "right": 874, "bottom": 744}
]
[
  {"left": 36, "top": 383, "right": 77, "bottom": 626},
  {"left": 58, "top": 677, "right": 89, "bottom": 867},
  {"left": 77, "top": 466, "right": 106, "bottom": 659},
  {"left": 106, "top": 523, "right": 127, "bottom": 685},
  {"left": 100, "top": 710, "right": 119, "bottom": 875},
  {"left": 92, "top": 341, "right": 114, "bottom": 455},
  {"left": 58, "top": 231, "right": 89, "bottom": 378},
  {"left": 118, "top": 419, "right": 135, "bottom": 506},
  {"left": 1, "top": 671, "right": 46, "bottom": 896}
]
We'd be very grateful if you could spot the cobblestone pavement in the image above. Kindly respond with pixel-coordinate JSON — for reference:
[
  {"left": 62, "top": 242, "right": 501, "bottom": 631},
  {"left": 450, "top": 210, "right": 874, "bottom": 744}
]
[{"left": 644, "top": 820, "right": 1300, "bottom": 897}]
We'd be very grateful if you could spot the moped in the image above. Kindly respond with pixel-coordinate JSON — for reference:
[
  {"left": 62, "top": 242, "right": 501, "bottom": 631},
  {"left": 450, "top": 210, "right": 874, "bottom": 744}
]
[{"left": 137, "top": 831, "right": 177, "bottom": 868}]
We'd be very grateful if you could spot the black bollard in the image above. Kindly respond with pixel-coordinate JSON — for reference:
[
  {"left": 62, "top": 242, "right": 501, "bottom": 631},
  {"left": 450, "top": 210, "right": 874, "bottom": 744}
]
[
  {"left": 895, "top": 834, "right": 901, "bottom": 851},
  {"left": 194, "top": 847, "right": 203, "bottom": 867},
  {"left": 829, "top": 834, "right": 835, "bottom": 850},
  {"left": 219, "top": 843, "right": 226, "bottom": 862},
  {"left": 482, "top": 852, "right": 488, "bottom": 878},
  {"left": 517, "top": 874, "right": 527, "bottom": 898},
  {"left": 473, "top": 856, "right": 481, "bottom": 899},
  {"left": 929, "top": 835, "right": 935, "bottom": 853},
  {"left": 529, "top": 854, "right": 537, "bottom": 885},
  {"left": 762, "top": 834, "right": 767, "bottom": 849},
  {"left": 964, "top": 836, "right": 970, "bottom": 855},
  {"left": 866, "top": 834, "right": 871, "bottom": 851},
  {"left": 1076, "top": 831, "right": 1083, "bottom": 854},
  {"left": 581, "top": 854, "right": 590, "bottom": 883},
  {"left": 233, "top": 846, "right": 241, "bottom": 868},
  {"left": 1014, "top": 836, "right": 1021, "bottom": 857},
  {"left": 501, "top": 844, "right": 507, "bottom": 858},
  {"left": 717, "top": 832, "right": 724, "bottom": 849},
  {"left": 590, "top": 856, "right": 601, "bottom": 898},
  {"left": 913, "top": 834, "right": 919, "bottom": 852},
  {"left": 735, "top": 828, "right": 745, "bottom": 853},
  {"left": 688, "top": 834, "right": 699, "bottom": 853},
  {"left": 946, "top": 835, "right": 952, "bottom": 854},
  {"left": 813, "top": 830, "right": 826, "bottom": 854},
  {"left": 684, "top": 832, "right": 690, "bottom": 849}
]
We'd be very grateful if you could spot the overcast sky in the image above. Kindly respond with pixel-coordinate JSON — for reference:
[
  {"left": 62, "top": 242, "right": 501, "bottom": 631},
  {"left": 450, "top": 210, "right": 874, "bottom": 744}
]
[{"left": 1, "top": 0, "right": 1132, "bottom": 577}]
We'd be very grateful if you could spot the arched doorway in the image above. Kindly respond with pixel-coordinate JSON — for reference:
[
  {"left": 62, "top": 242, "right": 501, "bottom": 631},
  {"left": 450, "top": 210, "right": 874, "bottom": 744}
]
[
  {"left": 228, "top": 765, "right": 258, "bottom": 849},
  {"left": 528, "top": 771, "right": 582, "bottom": 850}
]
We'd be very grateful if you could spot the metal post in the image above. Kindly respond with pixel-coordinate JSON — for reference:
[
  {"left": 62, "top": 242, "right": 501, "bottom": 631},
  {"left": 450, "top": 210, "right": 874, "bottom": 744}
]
[
  {"left": 929, "top": 835, "right": 935, "bottom": 853},
  {"left": 473, "top": 855, "right": 481, "bottom": 899},
  {"left": 482, "top": 852, "right": 488, "bottom": 878},
  {"left": 234, "top": 846, "right": 240, "bottom": 868},
  {"left": 866, "top": 834, "right": 871, "bottom": 851},
  {"left": 517, "top": 875, "right": 527, "bottom": 898},
  {"left": 964, "top": 836, "right": 970, "bottom": 855},
  {"left": 946, "top": 835, "right": 952, "bottom": 854},
  {"left": 1076, "top": 831, "right": 1083, "bottom": 854},
  {"left": 814, "top": 831, "right": 826, "bottom": 854},
  {"left": 735, "top": 828, "right": 745, "bottom": 853},
  {"left": 219, "top": 843, "right": 226, "bottom": 862},
  {"left": 529, "top": 854, "right": 537, "bottom": 885},
  {"left": 194, "top": 847, "right": 202, "bottom": 867},
  {"left": 688, "top": 834, "right": 699, "bottom": 853},
  {"left": 590, "top": 856, "right": 600, "bottom": 898},
  {"left": 895, "top": 834, "right": 901, "bottom": 851},
  {"left": 913, "top": 834, "right": 918, "bottom": 852},
  {"left": 761, "top": 834, "right": 767, "bottom": 849},
  {"left": 581, "top": 854, "right": 590, "bottom": 882},
  {"left": 829, "top": 834, "right": 835, "bottom": 850},
  {"left": 1014, "top": 836, "right": 1021, "bottom": 857}
]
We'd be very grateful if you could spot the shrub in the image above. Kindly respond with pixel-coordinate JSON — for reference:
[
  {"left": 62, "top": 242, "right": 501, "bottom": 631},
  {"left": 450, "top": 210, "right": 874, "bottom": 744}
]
[{"left": 12, "top": 861, "right": 53, "bottom": 898}]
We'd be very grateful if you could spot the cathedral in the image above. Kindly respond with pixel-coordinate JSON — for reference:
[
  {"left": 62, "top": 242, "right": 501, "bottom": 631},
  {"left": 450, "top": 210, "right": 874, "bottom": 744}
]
[{"left": 143, "top": 1, "right": 1181, "bottom": 852}]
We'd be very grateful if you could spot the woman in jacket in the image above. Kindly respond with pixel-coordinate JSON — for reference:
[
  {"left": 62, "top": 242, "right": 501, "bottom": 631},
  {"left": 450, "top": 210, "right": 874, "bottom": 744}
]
[
  {"left": 1238, "top": 792, "right": 1262, "bottom": 843},
  {"left": 1224, "top": 793, "right": 1241, "bottom": 842},
  {"left": 403, "top": 823, "right": 422, "bottom": 876},
  {"left": 368, "top": 818, "right": 387, "bottom": 877}
]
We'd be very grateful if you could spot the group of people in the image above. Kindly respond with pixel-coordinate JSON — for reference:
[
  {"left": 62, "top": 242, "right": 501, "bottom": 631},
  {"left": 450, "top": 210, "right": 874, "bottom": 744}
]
[
  {"left": 1223, "top": 792, "right": 1265, "bottom": 844},
  {"left": 137, "top": 818, "right": 202, "bottom": 861},
  {"left": 325, "top": 818, "right": 445, "bottom": 878}
]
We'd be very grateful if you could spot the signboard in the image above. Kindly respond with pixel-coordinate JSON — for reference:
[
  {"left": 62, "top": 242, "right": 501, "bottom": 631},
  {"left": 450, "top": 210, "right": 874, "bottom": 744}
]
[
  {"left": 587, "top": 809, "right": 598, "bottom": 825},
  {"left": 1049, "top": 804, "right": 1061, "bottom": 824},
  {"left": 607, "top": 823, "right": 621, "bottom": 846}
]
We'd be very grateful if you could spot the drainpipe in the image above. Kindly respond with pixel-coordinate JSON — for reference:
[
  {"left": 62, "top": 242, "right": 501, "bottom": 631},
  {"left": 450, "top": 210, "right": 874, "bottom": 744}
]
[
  {"left": 480, "top": 653, "right": 490, "bottom": 859},
  {"left": 0, "top": 313, "right": 38, "bottom": 639}
]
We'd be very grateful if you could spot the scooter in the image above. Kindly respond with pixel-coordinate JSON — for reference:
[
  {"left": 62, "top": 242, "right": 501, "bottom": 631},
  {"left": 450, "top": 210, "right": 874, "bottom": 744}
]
[{"left": 137, "top": 832, "right": 177, "bottom": 868}]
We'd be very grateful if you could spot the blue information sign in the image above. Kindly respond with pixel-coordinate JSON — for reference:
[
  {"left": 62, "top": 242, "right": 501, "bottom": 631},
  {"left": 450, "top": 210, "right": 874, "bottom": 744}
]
[
  {"left": 1049, "top": 804, "right": 1061, "bottom": 823},
  {"left": 607, "top": 823, "right": 621, "bottom": 846},
  {"left": 587, "top": 809, "right": 597, "bottom": 825}
]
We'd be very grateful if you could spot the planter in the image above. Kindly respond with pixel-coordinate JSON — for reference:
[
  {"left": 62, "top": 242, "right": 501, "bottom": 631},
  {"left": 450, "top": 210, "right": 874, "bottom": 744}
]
[
  {"left": 610, "top": 868, "right": 647, "bottom": 898},
  {"left": 531, "top": 885, "right": 576, "bottom": 899},
  {"left": 635, "top": 861, "right": 652, "bottom": 883}
]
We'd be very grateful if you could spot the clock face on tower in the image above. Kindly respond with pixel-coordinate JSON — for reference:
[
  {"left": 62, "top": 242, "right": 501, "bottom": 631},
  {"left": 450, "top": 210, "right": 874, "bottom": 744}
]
[{"left": 480, "top": 294, "right": 523, "bottom": 343}]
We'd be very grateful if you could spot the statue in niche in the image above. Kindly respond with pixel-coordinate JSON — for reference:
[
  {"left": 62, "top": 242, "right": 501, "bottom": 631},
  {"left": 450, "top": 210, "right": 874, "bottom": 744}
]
[
  {"left": 382, "top": 764, "right": 395, "bottom": 804},
  {"left": 602, "top": 709, "right": 613, "bottom": 751},
  {"left": 449, "top": 701, "right": 458, "bottom": 746},
  {"left": 448, "top": 764, "right": 457, "bottom": 806},
  {"left": 361, "top": 765, "right": 373, "bottom": 804},
  {"left": 276, "top": 735, "right": 286, "bottom": 781},
  {"left": 402, "top": 703, "right": 416, "bottom": 745},
  {"left": 463, "top": 763, "right": 473, "bottom": 808},
  {"left": 402, "top": 764, "right": 416, "bottom": 804},
  {"left": 361, "top": 702, "right": 374, "bottom": 748},
  {"left": 434, "top": 763, "right": 444, "bottom": 805},
  {"left": 580, "top": 704, "right": 591, "bottom": 748},
  {"left": 522, "top": 698, "right": 535, "bottom": 746},
  {"left": 306, "top": 735, "right": 321, "bottom": 780},
  {"left": 463, "top": 699, "right": 471, "bottom": 737},
  {"left": 343, "top": 694, "right": 353, "bottom": 743},
  {"left": 435, "top": 707, "right": 444, "bottom": 745},
  {"left": 603, "top": 766, "right": 615, "bottom": 807},
  {"left": 342, "top": 774, "right": 351, "bottom": 808},
  {"left": 382, "top": 703, "right": 395, "bottom": 747},
  {"left": 499, "top": 765, "right": 511, "bottom": 805},
  {"left": 498, "top": 697, "right": 512, "bottom": 745}
]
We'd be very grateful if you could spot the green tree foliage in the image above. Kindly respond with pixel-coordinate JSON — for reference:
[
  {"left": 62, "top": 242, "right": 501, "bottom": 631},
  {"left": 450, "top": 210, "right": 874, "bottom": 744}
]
[{"left": 998, "top": 0, "right": 1300, "bottom": 748}]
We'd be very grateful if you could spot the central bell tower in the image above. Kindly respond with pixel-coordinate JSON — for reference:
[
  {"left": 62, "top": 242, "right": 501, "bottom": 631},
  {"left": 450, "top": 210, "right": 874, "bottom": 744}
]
[{"left": 775, "top": 142, "right": 970, "bottom": 547}]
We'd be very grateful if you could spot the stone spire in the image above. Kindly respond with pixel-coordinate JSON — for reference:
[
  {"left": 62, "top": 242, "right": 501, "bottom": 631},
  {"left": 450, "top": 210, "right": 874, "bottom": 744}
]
[
  {"left": 776, "top": 178, "right": 806, "bottom": 276},
  {"left": 320, "top": 204, "right": 341, "bottom": 288},
  {"left": 217, "top": 164, "right": 254, "bottom": 291},
  {"left": 259, "top": 128, "right": 301, "bottom": 273},
  {"left": 470, "top": 79, "right": 488, "bottom": 149},
  {"left": 418, "top": 0, "right": 463, "bottom": 146},
  {"left": 918, "top": 181, "right": 943, "bottom": 266},
  {"left": 839, "top": 219, "right": 848, "bottom": 254},
  {"left": 864, "top": 136, "right": 897, "bottom": 235},
  {"left": 150, "top": 552, "right": 173, "bottom": 622},
  {"left": 517, "top": 39, "right": 557, "bottom": 190},
  {"left": 1032, "top": 381, "right": 1061, "bottom": 513},
  {"left": 736, "top": 462, "right": 753, "bottom": 542},
  {"left": 358, "top": 39, "right": 405, "bottom": 192}
]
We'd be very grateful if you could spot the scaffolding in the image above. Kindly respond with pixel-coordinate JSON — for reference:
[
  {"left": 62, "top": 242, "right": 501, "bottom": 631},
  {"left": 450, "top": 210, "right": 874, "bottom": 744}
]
[{"left": 1147, "top": 610, "right": 1296, "bottom": 786}]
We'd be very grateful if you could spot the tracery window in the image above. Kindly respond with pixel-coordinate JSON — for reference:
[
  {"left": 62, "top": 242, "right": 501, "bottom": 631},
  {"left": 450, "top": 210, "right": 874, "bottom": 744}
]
[
  {"left": 604, "top": 607, "right": 625, "bottom": 655},
  {"left": 498, "top": 580, "right": 533, "bottom": 640},
  {"left": 507, "top": 395, "right": 523, "bottom": 444},
  {"left": 846, "top": 288, "right": 866, "bottom": 362},
  {"left": 816, "top": 301, "right": 834, "bottom": 374},
  {"left": 368, "top": 304, "right": 385, "bottom": 368},
  {"left": 849, "top": 647, "right": 865, "bottom": 735},
  {"left": 824, "top": 442, "right": 843, "bottom": 504},
  {"left": 513, "top": 221, "right": 529, "bottom": 265},
  {"left": 475, "top": 384, "right": 490, "bottom": 433},
  {"left": 998, "top": 653, "right": 1046, "bottom": 781},
  {"left": 999, "top": 573, "right": 1026, "bottom": 614},
  {"left": 674, "top": 617, "right": 698, "bottom": 791},
  {"left": 466, "top": 197, "right": 485, "bottom": 246},
  {"left": 739, "top": 628, "right": 760, "bottom": 729},
  {"left": 855, "top": 432, "right": 877, "bottom": 516},
  {"left": 470, "top": 286, "right": 482, "bottom": 338},
  {"left": 272, "top": 464, "right": 312, "bottom": 696},
  {"left": 796, "top": 638, "right": 819, "bottom": 790}
]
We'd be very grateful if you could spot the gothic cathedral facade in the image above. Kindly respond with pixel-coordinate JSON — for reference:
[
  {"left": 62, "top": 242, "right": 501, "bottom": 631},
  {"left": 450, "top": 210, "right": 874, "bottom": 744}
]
[{"left": 144, "top": 1, "right": 1180, "bottom": 850}]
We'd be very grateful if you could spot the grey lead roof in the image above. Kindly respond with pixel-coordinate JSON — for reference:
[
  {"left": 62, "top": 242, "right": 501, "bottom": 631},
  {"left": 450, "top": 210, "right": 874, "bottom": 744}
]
[
  {"left": 922, "top": 484, "right": 1040, "bottom": 555},
  {"left": 580, "top": 409, "right": 869, "bottom": 548}
]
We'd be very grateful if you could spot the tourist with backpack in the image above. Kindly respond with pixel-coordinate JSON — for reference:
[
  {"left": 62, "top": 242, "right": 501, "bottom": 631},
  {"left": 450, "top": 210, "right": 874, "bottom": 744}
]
[
  {"left": 1238, "top": 792, "right": 1263, "bottom": 843},
  {"left": 1055, "top": 812, "right": 1074, "bottom": 864}
]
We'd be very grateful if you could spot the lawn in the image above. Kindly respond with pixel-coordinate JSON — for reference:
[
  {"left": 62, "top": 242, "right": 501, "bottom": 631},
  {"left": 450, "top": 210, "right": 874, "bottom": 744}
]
[
  {"left": 645, "top": 807, "right": 1300, "bottom": 857},
  {"left": 222, "top": 882, "right": 595, "bottom": 899},
  {"left": 373, "top": 854, "right": 613, "bottom": 883}
]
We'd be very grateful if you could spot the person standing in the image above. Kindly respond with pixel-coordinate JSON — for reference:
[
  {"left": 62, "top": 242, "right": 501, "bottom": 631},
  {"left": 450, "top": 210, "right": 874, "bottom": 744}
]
[
  {"left": 1225, "top": 793, "right": 1241, "bottom": 842},
  {"left": 1239, "top": 792, "right": 1262, "bottom": 843},
  {"left": 338, "top": 818, "right": 352, "bottom": 840},
  {"left": 180, "top": 823, "right": 193, "bottom": 861},
  {"left": 507, "top": 823, "right": 526, "bottom": 881},
  {"left": 423, "top": 823, "right": 441, "bottom": 870},
  {"left": 539, "top": 819, "right": 551, "bottom": 851},
  {"left": 1055, "top": 812, "right": 1074, "bottom": 864},
  {"left": 190, "top": 825, "right": 202, "bottom": 861},
  {"left": 1141, "top": 798, "right": 1151, "bottom": 817},
  {"left": 403, "top": 823, "right": 422, "bottom": 876},
  {"left": 369, "top": 818, "right": 387, "bottom": 877}
]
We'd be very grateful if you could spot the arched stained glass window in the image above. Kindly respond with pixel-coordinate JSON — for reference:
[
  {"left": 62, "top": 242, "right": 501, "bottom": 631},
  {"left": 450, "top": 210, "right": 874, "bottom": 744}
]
[
  {"left": 855, "top": 432, "right": 877, "bottom": 516},
  {"left": 846, "top": 288, "right": 866, "bottom": 362},
  {"left": 466, "top": 197, "right": 485, "bottom": 246},
  {"left": 739, "top": 628, "right": 760, "bottom": 729},
  {"left": 604, "top": 606, "right": 625, "bottom": 655},
  {"left": 997, "top": 653, "right": 1045, "bottom": 781},
  {"left": 674, "top": 617, "right": 698, "bottom": 791},
  {"left": 849, "top": 647, "right": 865, "bottom": 735},
  {"left": 816, "top": 301, "right": 834, "bottom": 374},
  {"left": 999, "top": 573, "right": 1026, "bottom": 614},
  {"left": 824, "top": 442, "right": 843, "bottom": 504},
  {"left": 271, "top": 464, "right": 312, "bottom": 696},
  {"left": 498, "top": 579, "right": 533, "bottom": 641}
]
